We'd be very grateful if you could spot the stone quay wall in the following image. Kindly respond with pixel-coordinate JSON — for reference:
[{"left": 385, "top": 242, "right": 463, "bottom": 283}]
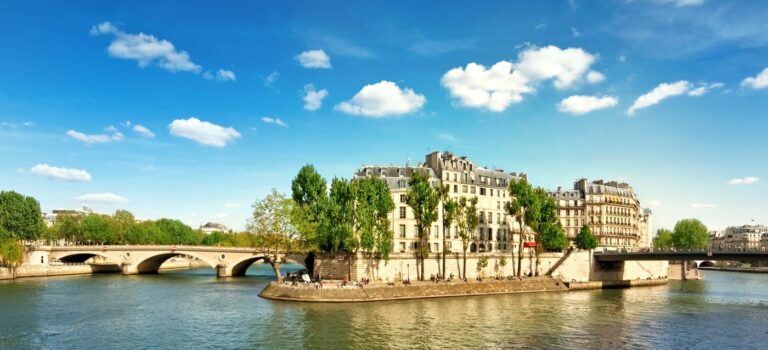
[{"left": 260, "top": 277, "right": 568, "bottom": 302}]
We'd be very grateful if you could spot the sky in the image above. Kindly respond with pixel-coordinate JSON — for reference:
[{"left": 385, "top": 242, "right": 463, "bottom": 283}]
[{"left": 1, "top": 0, "right": 766, "bottom": 232}]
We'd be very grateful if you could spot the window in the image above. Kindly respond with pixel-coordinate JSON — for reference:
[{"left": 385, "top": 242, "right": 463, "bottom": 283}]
[
  {"left": 497, "top": 201, "right": 500, "bottom": 209},
  {"left": 497, "top": 213, "right": 500, "bottom": 223},
  {"left": 398, "top": 179, "right": 406, "bottom": 188},
  {"left": 399, "top": 242, "right": 406, "bottom": 252},
  {"left": 462, "top": 185, "right": 468, "bottom": 193},
  {"left": 480, "top": 188, "right": 486, "bottom": 196},
  {"left": 470, "top": 186, "right": 476, "bottom": 194},
  {"left": 400, "top": 194, "right": 406, "bottom": 203},
  {"left": 400, "top": 207, "right": 406, "bottom": 219},
  {"left": 434, "top": 225, "right": 439, "bottom": 238},
  {"left": 453, "top": 174, "right": 457, "bottom": 181},
  {"left": 399, "top": 224, "right": 406, "bottom": 238},
  {"left": 433, "top": 243, "right": 439, "bottom": 252},
  {"left": 488, "top": 228, "right": 493, "bottom": 241},
  {"left": 488, "top": 212, "right": 493, "bottom": 224},
  {"left": 454, "top": 185, "right": 458, "bottom": 193}
]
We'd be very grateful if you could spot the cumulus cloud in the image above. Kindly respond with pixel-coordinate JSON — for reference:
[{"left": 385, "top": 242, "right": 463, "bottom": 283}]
[
  {"left": 133, "top": 124, "right": 155, "bottom": 138},
  {"left": 29, "top": 164, "right": 92, "bottom": 182},
  {"left": 335, "top": 81, "right": 426, "bottom": 117},
  {"left": 67, "top": 129, "right": 124, "bottom": 144},
  {"left": 742, "top": 67, "right": 768, "bottom": 90},
  {"left": 586, "top": 71, "right": 605, "bottom": 84},
  {"left": 75, "top": 193, "right": 128, "bottom": 203},
  {"left": 441, "top": 45, "right": 600, "bottom": 112},
  {"left": 688, "top": 82, "right": 723, "bottom": 96},
  {"left": 654, "top": 0, "right": 705, "bottom": 6},
  {"left": 557, "top": 95, "right": 618, "bottom": 115},
  {"left": 627, "top": 80, "right": 691, "bottom": 116},
  {"left": 728, "top": 176, "right": 759, "bottom": 185},
  {"left": 91, "top": 21, "right": 202, "bottom": 73},
  {"left": 203, "top": 69, "right": 236, "bottom": 82},
  {"left": 303, "top": 84, "right": 329, "bottom": 111},
  {"left": 295, "top": 50, "right": 332, "bottom": 69},
  {"left": 261, "top": 117, "right": 288, "bottom": 127},
  {"left": 169, "top": 117, "right": 241, "bottom": 147},
  {"left": 690, "top": 203, "right": 716, "bottom": 209},
  {"left": 224, "top": 202, "right": 241, "bottom": 208}
]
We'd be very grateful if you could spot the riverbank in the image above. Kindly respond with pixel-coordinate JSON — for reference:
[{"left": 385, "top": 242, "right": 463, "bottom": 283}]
[
  {"left": 259, "top": 276, "right": 669, "bottom": 302},
  {"left": 700, "top": 266, "right": 768, "bottom": 274},
  {"left": 0, "top": 259, "right": 210, "bottom": 280}
]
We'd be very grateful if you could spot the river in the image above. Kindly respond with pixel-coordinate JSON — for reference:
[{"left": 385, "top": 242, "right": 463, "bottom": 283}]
[{"left": 0, "top": 264, "right": 766, "bottom": 349}]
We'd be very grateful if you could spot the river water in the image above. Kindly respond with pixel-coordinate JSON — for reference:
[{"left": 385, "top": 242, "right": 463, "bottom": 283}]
[{"left": 1, "top": 265, "right": 766, "bottom": 349}]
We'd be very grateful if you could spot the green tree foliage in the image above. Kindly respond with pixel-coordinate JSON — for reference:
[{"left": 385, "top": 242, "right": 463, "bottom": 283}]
[
  {"left": 353, "top": 177, "right": 395, "bottom": 261},
  {"left": 437, "top": 184, "right": 458, "bottom": 277},
  {"left": 111, "top": 210, "right": 135, "bottom": 243},
  {"left": 405, "top": 170, "right": 439, "bottom": 280},
  {"left": 477, "top": 254, "right": 488, "bottom": 278},
  {"left": 539, "top": 222, "right": 568, "bottom": 252},
  {"left": 0, "top": 191, "right": 44, "bottom": 241},
  {"left": 155, "top": 219, "right": 201, "bottom": 245},
  {"left": 81, "top": 214, "right": 112, "bottom": 244},
  {"left": 653, "top": 228, "right": 674, "bottom": 249},
  {"left": 575, "top": 225, "right": 598, "bottom": 250},
  {"left": 290, "top": 164, "right": 327, "bottom": 251},
  {"left": 454, "top": 197, "right": 478, "bottom": 279},
  {"left": 319, "top": 178, "right": 355, "bottom": 252},
  {"left": 125, "top": 221, "right": 163, "bottom": 244},
  {"left": 0, "top": 228, "right": 23, "bottom": 267},
  {"left": 506, "top": 179, "right": 534, "bottom": 277},
  {"left": 52, "top": 214, "right": 84, "bottom": 242},
  {"left": 249, "top": 189, "right": 296, "bottom": 281},
  {"left": 672, "top": 219, "right": 708, "bottom": 250}
]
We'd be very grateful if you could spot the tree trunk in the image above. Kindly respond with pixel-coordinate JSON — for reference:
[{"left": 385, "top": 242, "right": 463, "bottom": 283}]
[
  {"left": 517, "top": 222, "right": 525, "bottom": 277},
  {"left": 442, "top": 219, "right": 446, "bottom": 278},
  {"left": 535, "top": 241, "right": 541, "bottom": 276},
  {"left": 462, "top": 249, "right": 467, "bottom": 280},
  {"left": 269, "top": 256, "right": 282, "bottom": 283}
]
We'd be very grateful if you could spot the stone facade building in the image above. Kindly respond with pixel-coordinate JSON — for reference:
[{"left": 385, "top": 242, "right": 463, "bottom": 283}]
[
  {"left": 354, "top": 151, "right": 530, "bottom": 257},
  {"left": 548, "top": 179, "right": 650, "bottom": 249},
  {"left": 716, "top": 224, "right": 768, "bottom": 250}
]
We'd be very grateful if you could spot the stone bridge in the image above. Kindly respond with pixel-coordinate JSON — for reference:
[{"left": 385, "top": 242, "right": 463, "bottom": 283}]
[{"left": 37, "top": 245, "right": 307, "bottom": 277}]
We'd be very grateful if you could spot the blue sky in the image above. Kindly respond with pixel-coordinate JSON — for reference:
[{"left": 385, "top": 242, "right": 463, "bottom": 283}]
[{"left": 1, "top": 0, "right": 766, "bottom": 232}]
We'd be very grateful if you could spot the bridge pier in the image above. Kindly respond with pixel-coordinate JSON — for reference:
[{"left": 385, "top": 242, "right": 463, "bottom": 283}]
[
  {"left": 121, "top": 263, "right": 139, "bottom": 275},
  {"left": 216, "top": 265, "right": 231, "bottom": 278}
]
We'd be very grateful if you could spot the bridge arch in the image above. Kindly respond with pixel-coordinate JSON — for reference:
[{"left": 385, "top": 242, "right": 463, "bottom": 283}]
[
  {"left": 228, "top": 256, "right": 267, "bottom": 277},
  {"left": 699, "top": 261, "right": 716, "bottom": 268},
  {"left": 55, "top": 252, "right": 113, "bottom": 263},
  {"left": 132, "top": 251, "right": 220, "bottom": 274}
]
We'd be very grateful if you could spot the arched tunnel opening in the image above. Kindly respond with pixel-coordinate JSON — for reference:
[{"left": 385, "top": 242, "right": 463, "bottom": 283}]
[
  {"left": 699, "top": 261, "right": 717, "bottom": 268},
  {"left": 135, "top": 253, "right": 215, "bottom": 275},
  {"left": 58, "top": 253, "right": 101, "bottom": 263},
  {"left": 230, "top": 257, "right": 266, "bottom": 277}
]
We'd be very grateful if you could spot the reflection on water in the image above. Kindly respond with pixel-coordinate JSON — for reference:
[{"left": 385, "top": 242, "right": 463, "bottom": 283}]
[{"left": 1, "top": 267, "right": 767, "bottom": 349}]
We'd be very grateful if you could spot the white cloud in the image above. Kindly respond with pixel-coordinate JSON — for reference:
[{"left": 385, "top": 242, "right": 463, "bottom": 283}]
[
  {"left": 133, "top": 124, "right": 155, "bottom": 138},
  {"left": 441, "top": 45, "right": 600, "bottom": 112},
  {"left": 29, "top": 164, "right": 92, "bottom": 182},
  {"left": 295, "top": 50, "right": 331, "bottom": 69},
  {"left": 690, "top": 203, "right": 716, "bottom": 209},
  {"left": 91, "top": 21, "right": 201, "bottom": 73},
  {"left": 586, "top": 71, "right": 605, "bottom": 84},
  {"left": 437, "top": 133, "right": 458, "bottom": 142},
  {"left": 557, "top": 95, "right": 618, "bottom": 115},
  {"left": 649, "top": 200, "right": 661, "bottom": 207},
  {"left": 75, "top": 193, "right": 128, "bottom": 203},
  {"left": 688, "top": 82, "right": 723, "bottom": 96},
  {"left": 619, "top": 55, "right": 627, "bottom": 63},
  {"left": 728, "top": 176, "right": 759, "bottom": 185},
  {"left": 262, "top": 71, "right": 279, "bottom": 86},
  {"left": 571, "top": 27, "right": 582, "bottom": 38},
  {"left": 22, "top": 121, "right": 34, "bottom": 127},
  {"left": 627, "top": 80, "right": 692, "bottom": 116},
  {"left": 654, "top": 0, "right": 705, "bottom": 7},
  {"left": 303, "top": 84, "right": 329, "bottom": 111},
  {"left": 169, "top": 117, "right": 241, "bottom": 147},
  {"left": 67, "top": 129, "right": 123, "bottom": 144},
  {"left": 204, "top": 69, "right": 236, "bottom": 82},
  {"left": 214, "top": 212, "right": 228, "bottom": 219},
  {"left": 335, "top": 81, "right": 426, "bottom": 117},
  {"left": 261, "top": 117, "right": 288, "bottom": 127},
  {"left": 224, "top": 202, "right": 241, "bottom": 208},
  {"left": 742, "top": 67, "right": 768, "bottom": 90}
]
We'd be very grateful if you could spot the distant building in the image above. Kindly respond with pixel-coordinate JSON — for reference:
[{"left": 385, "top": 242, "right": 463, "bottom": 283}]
[
  {"left": 45, "top": 206, "right": 95, "bottom": 226},
  {"left": 355, "top": 151, "right": 528, "bottom": 255},
  {"left": 717, "top": 225, "right": 768, "bottom": 250},
  {"left": 548, "top": 179, "right": 650, "bottom": 249},
  {"left": 200, "top": 222, "right": 230, "bottom": 235}
]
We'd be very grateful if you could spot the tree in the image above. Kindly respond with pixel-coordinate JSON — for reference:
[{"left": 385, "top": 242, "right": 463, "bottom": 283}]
[
  {"left": 506, "top": 179, "right": 534, "bottom": 277},
  {"left": 539, "top": 222, "right": 568, "bottom": 252},
  {"left": 0, "top": 191, "right": 44, "bottom": 241},
  {"left": 653, "top": 228, "right": 674, "bottom": 249},
  {"left": 52, "top": 213, "right": 84, "bottom": 242},
  {"left": 155, "top": 219, "right": 200, "bottom": 245},
  {"left": 290, "top": 165, "right": 327, "bottom": 251},
  {"left": 498, "top": 255, "right": 508, "bottom": 278},
  {"left": 353, "top": 177, "right": 395, "bottom": 271},
  {"left": 437, "top": 184, "right": 458, "bottom": 278},
  {"left": 111, "top": 210, "right": 136, "bottom": 244},
  {"left": 575, "top": 225, "right": 598, "bottom": 250},
  {"left": 477, "top": 255, "right": 488, "bottom": 279},
  {"left": 0, "top": 228, "right": 23, "bottom": 268},
  {"left": 672, "top": 219, "right": 708, "bottom": 250},
  {"left": 125, "top": 221, "right": 163, "bottom": 245},
  {"left": 81, "top": 214, "right": 112, "bottom": 244},
  {"left": 320, "top": 178, "right": 355, "bottom": 253},
  {"left": 249, "top": 189, "right": 296, "bottom": 282},
  {"left": 405, "top": 171, "right": 439, "bottom": 281},
  {"left": 455, "top": 196, "right": 478, "bottom": 279}
]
